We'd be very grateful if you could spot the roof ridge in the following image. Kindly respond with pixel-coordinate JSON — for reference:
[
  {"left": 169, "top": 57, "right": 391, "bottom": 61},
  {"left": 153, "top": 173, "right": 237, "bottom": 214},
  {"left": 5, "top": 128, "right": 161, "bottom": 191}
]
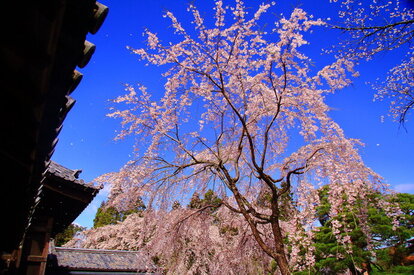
[
  {"left": 55, "top": 247, "right": 144, "bottom": 254},
  {"left": 47, "top": 161, "right": 102, "bottom": 190}
]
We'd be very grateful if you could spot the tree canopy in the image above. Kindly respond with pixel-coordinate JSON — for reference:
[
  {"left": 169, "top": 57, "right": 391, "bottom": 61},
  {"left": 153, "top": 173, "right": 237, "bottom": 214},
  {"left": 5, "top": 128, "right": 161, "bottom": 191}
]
[
  {"left": 93, "top": 197, "right": 146, "bottom": 228},
  {"left": 93, "top": 0, "right": 404, "bottom": 273}
]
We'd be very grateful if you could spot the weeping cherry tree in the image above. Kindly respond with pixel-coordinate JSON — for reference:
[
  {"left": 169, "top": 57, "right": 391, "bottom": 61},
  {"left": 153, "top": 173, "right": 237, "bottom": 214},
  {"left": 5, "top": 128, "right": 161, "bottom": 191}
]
[{"left": 98, "top": 1, "right": 391, "bottom": 273}]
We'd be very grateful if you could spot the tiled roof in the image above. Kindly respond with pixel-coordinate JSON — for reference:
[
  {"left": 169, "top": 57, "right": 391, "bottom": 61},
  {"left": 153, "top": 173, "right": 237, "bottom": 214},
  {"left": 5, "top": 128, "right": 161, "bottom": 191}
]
[
  {"left": 47, "top": 161, "right": 101, "bottom": 190},
  {"left": 52, "top": 247, "right": 160, "bottom": 273},
  {"left": 37, "top": 162, "right": 102, "bottom": 236}
]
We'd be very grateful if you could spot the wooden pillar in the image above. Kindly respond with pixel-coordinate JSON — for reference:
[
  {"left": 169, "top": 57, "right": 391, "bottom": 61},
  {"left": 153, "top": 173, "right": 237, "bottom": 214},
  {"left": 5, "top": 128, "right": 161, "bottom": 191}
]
[{"left": 19, "top": 217, "right": 53, "bottom": 275}]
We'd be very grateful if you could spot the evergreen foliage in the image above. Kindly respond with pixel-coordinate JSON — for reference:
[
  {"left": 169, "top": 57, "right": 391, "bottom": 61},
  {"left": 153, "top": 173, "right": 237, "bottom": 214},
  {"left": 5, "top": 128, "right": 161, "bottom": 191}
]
[
  {"left": 172, "top": 200, "right": 182, "bottom": 210},
  {"left": 93, "top": 197, "right": 146, "bottom": 228},
  {"left": 55, "top": 223, "right": 86, "bottom": 246},
  {"left": 314, "top": 186, "right": 414, "bottom": 274},
  {"left": 188, "top": 190, "right": 222, "bottom": 212}
]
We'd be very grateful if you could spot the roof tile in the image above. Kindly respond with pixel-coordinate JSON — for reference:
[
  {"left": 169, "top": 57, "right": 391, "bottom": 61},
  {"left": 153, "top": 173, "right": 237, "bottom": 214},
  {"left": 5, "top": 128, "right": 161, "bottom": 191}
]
[
  {"left": 47, "top": 161, "right": 101, "bottom": 190},
  {"left": 52, "top": 247, "right": 160, "bottom": 273}
]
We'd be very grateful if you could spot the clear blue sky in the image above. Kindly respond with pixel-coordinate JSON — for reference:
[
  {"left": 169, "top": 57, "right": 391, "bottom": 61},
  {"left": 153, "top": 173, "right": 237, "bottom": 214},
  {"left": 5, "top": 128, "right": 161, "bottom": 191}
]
[{"left": 51, "top": 0, "right": 414, "bottom": 228}]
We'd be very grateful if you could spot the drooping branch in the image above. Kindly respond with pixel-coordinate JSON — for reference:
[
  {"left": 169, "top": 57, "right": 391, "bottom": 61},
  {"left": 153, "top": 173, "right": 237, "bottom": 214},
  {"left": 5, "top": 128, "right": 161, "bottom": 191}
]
[{"left": 333, "top": 19, "right": 414, "bottom": 33}]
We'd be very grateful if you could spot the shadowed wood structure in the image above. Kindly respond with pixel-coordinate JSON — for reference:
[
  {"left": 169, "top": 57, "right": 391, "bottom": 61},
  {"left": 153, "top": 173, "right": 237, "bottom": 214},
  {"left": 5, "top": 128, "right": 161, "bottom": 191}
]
[
  {"left": 20, "top": 162, "right": 101, "bottom": 275},
  {"left": 0, "top": 0, "right": 108, "bottom": 274}
]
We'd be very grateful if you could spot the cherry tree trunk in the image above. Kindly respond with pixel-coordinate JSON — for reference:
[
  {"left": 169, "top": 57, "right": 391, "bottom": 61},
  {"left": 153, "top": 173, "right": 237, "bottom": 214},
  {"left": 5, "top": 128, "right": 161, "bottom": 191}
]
[{"left": 272, "top": 220, "right": 291, "bottom": 275}]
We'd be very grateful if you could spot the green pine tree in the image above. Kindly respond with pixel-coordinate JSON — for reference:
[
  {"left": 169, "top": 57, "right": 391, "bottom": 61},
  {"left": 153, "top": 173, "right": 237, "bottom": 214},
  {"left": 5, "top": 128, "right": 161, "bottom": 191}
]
[
  {"left": 93, "top": 197, "right": 147, "bottom": 228},
  {"left": 55, "top": 224, "right": 86, "bottom": 246},
  {"left": 313, "top": 186, "right": 414, "bottom": 274},
  {"left": 188, "top": 190, "right": 222, "bottom": 211}
]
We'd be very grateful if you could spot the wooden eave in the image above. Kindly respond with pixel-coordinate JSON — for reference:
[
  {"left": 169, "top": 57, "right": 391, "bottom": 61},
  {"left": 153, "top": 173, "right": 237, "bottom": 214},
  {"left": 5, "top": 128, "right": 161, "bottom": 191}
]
[{"left": 0, "top": 0, "right": 108, "bottom": 253}]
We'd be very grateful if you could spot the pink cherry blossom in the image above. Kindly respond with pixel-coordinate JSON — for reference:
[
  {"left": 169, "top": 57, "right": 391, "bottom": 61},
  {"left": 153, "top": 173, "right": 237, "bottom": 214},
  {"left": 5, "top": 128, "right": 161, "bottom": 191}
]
[{"left": 93, "top": 1, "right": 396, "bottom": 273}]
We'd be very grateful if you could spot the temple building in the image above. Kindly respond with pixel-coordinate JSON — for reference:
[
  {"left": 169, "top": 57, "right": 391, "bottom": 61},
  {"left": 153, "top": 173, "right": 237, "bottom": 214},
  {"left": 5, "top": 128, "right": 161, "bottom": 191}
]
[{"left": 0, "top": 0, "right": 108, "bottom": 274}]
